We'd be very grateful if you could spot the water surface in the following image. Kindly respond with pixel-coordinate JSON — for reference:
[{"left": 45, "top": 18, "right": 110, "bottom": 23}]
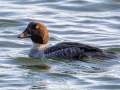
[{"left": 0, "top": 0, "right": 120, "bottom": 90}]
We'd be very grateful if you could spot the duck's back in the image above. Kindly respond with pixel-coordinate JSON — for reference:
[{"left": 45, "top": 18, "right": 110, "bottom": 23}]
[{"left": 44, "top": 42, "right": 118, "bottom": 60}]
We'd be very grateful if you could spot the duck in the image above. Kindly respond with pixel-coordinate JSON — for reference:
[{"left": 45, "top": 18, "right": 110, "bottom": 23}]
[{"left": 18, "top": 21, "right": 118, "bottom": 60}]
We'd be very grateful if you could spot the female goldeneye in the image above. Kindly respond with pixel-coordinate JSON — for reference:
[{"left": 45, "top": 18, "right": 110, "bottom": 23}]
[{"left": 18, "top": 21, "right": 118, "bottom": 60}]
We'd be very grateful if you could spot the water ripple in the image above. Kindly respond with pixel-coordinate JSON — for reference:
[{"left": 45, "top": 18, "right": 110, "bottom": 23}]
[{"left": 0, "top": 0, "right": 120, "bottom": 90}]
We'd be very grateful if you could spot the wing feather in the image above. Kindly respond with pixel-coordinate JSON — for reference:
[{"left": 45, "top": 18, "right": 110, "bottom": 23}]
[
  {"left": 44, "top": 42, "right": 102, "bottom": 54},
  {"left": 44, "top": 42, "right": 118, "bottom": 60}
]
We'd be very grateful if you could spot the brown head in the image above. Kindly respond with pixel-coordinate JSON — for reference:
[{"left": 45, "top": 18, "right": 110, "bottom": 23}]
[{"left": 18, "top": 21, "right": 49, "bottom": 44}]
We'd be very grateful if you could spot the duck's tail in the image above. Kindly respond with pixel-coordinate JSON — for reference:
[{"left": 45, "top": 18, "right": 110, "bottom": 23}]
[{"left": 80, "top": 52, "right": 119, "bottom": 60}]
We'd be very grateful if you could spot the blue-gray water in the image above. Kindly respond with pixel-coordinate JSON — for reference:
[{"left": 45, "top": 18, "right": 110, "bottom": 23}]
[{"left": 0, "top": 0, "right": 120, "bottom": 90}]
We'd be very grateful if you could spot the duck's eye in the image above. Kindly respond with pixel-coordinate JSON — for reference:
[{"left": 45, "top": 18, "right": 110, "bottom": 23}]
[
  {"left": 36, "top": 25, "right": 39, "bottom": 29},
  {"left": 28, "top": 28, "right": 31, "bottom": 31},
  {"left": 28, "top": 30, "right": 30, "bottom": 34},
  {"left": 27, "top": 28, "right": 31, "bottom": 34}
]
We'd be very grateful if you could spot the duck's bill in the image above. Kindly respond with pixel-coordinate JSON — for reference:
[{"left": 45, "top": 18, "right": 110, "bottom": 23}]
[{"left": 18, "top": 32, "right": 31, "bottom": 38}]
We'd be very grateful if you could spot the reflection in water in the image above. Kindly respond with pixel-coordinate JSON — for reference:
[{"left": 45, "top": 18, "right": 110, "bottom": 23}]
[{"left": 22, "top": 65, "right": 51, "bottom": 70}]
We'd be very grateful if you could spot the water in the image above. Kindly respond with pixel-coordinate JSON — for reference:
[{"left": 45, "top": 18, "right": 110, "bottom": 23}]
[{"left": 0, "top": 0, "right": 120, "bottom": 90}]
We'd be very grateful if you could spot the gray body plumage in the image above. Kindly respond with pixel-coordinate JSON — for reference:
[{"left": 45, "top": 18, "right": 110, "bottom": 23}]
[
  {"left": 29, "top": 42, "right": 84, "bottom": 59},
  {"left": 45, "top": 47, "right": 84, "bottom": 59},
  {"left": 29, "top": 42, "right": 118, "bottom": 60}
]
